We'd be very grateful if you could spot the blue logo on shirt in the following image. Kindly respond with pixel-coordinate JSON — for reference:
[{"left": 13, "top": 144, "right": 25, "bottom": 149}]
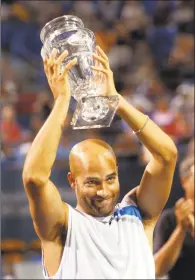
[{"left": 112, "top": 205, "right": 142, "bottom": 222}]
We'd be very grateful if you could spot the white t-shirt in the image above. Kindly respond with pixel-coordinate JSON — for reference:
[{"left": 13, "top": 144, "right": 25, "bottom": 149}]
[{"left": 42, "top": 198, "right": 155, "bottom": 279}]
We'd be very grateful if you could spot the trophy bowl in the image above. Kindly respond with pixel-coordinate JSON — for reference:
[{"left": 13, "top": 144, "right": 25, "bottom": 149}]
[{"left": 40, "top": 15, "right": 119, "bottom": 129}]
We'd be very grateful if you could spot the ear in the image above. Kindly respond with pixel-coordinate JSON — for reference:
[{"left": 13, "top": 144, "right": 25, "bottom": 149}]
[{"left": 67, "top": 172, "right": 76, "bottom": 190}]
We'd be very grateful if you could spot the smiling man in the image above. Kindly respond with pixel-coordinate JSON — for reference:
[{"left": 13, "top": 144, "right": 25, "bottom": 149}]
[
  {"left": 23, "top": 46, "right": 177, "bottom": 279},
  {"left": 68, "top": 139, "right": 119, "bottom": 218}
]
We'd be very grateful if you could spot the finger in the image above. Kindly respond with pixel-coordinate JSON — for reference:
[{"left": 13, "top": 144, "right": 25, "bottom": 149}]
[
  {"left": 55, "top": 50, "right": 69, "bottom": 64},
  {"left": 188, "top": 214, "right": 194, "bottom": 228},
  {"left": 51, "top": 48, "right": 58, "bottom": 61},
  {"left": 186, "top": 199, "right": 193, "bottom": 206},
  {"left": 46, "top": 49, "right": 58, "bottom": 79},
  {"left": 91, "top": 66, "right": 108, "bottom": 75},
  {"left": 181, "top": 200, "right": 194, "bottom": 210},
  {"left": 176, "top": 201, "right": 193, "bottom": 213},
  {"left": 54, "top": 50, "right": 69, "bottom": 74},
  {"left": 175, "top": 198, "right": 185, "bottom": 208},
  {"left": 61, "top": 58, "right": 77, "bottom": 76},
  {"left": 43, "top": 59, "right": 51, "bottom": 79},
  {"left": 179, "top": 210, "right": 193, "bottom": 222},
  {"left": 180, "top": 203, "right": 193, "bottom": 214},
  {"left": 43, "top": 59, "right": 48, "bottom": 71},
  {"left": 93, "top": 54, "right": 109, "bottom": 69},
  {"left": 48, "top": 48, "right": 58, "bottom": 67},
  {"left": 96, "top": 46, "right": 109, "bottom": 61}
]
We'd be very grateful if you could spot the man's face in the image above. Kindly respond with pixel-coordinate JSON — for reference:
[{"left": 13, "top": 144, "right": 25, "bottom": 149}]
[{"left": 69, "top": 151, "right": 120, "bottom": 217}]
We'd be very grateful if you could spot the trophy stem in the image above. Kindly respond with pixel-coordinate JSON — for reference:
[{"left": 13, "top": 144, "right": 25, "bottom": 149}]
[{"left": 71, "top": 95, "right": 119, "bottom": 130}]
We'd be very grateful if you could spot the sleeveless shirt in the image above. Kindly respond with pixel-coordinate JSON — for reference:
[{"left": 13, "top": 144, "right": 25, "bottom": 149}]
[{"left": 42, "top": 197, "right": 155, "bottom": 279}]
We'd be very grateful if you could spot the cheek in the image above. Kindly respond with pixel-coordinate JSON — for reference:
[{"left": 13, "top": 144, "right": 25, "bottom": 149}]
[
  {"left": 110, "top": 182, "right": 120, "bottom": 197},
  {"left": 81, "top": 187, "right": 97, "bottom": 199}
]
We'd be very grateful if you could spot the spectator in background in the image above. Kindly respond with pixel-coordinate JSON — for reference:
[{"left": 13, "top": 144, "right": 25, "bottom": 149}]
[
  {"left": 151, "top": 97, "right": 175, "bottom": 133},
  {"left": 29, "top": 115, "right": 43, "bottom": 139},
  {"left": 171, "top": 0, "right": 194, "bottom": 34},
  {"left": 154, "top": 156, "right": 195, "bottom": 280},
  {"left": 187, "top": 138, "right": 194, "bottom": 157},
  {"left": 151, "top": 97, "right": 189, "bottom": 142},
  {"left": 93, "top": 0, "right": 125, "bottom": 30},
  {"left": 121, "top": 0, "right": 147, "bottom": 40},
  {"left": 1, "top": 58, "right": 18, "bottom": 104},
  {"left": 1, "top": 1, "right": 44, "bottom": 91},
  {"left": 171, "top": 83, "right": 194, "bottom": 137},
  {"left": 108, "top": 21, "right": 133, "bottom": 70},
  {"left": 146, "top": 4, "right": 178, "bottom": 70},
  {"left": 1, "top": 105, "right": 22, "bottom": 146},
  {"left": 108, "top": 21, "right": 133, "bottom": 90},
  {"left": 73, "top": 0, "right": 96, "bottom": 29},
  {"left": 32, "top": 90, "right": 52, "bottom": 121}
]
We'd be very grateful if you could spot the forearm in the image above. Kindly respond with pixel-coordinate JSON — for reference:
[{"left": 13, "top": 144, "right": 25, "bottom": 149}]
[
  {"left": 117, "top": 96, "right": 177, "bottom": 161},
  {"left": 154, "top": 226, "right": 186, "bottom": 277},
  {"left": 23, "top": 95, "right": 70, "bottom": 185}
]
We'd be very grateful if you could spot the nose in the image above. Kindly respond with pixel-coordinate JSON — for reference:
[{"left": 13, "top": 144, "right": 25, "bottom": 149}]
[
  {"left": 96, "top": 183, "right": 108, "bottom": 198},
  {"left": 97, "top": 189, "right": 105, "bottom": 197}
]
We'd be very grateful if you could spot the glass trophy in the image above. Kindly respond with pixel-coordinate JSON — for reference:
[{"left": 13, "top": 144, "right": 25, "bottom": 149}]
[{"left": 40, "top": 15, "right": 119, "bottom": 129}]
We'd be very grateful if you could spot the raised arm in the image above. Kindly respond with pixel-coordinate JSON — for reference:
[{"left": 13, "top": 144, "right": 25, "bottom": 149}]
[
  {"left": 92, "top": 46, "right": 177, "bottom": 220},
  {"left": 117, "top": 95, "right": 177, "bottom": 219},
  {"left": 23, "top": 49, "right": 77, "bottom": 241}
]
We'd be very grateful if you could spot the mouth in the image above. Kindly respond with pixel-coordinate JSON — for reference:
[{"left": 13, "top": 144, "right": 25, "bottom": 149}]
[
  {"left": 93, "top": 196, "right": 109, "bottom": 201},
  {"left": 93, "top": 197, "right": 111, "bottom": 206}
]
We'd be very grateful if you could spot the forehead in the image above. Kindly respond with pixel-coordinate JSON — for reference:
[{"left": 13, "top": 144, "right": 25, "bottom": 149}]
[{"left": 77, "top": 150, "right": 117, "bottom": 179}]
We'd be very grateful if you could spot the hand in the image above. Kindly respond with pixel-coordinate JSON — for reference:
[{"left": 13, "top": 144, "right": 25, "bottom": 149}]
[
  {"left": 188, "top": 213, "right": 195, "bottom": 239},
  {"left": 43, "top": 49, "right": 77, "bottom": 101},
  {"left": 175, "top": 198, "right": 194, "bottom": 233},
  {"left": 92, "top": 46, "right": 122, "bottom": 109}
]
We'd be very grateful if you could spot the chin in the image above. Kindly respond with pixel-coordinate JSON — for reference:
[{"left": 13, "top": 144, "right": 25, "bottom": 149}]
[
  {"left": 94, "top": 206, "right": 114, "bottom": 217},
  {"left": 83, "top": 199, "right": 116, "bottom": 217}
]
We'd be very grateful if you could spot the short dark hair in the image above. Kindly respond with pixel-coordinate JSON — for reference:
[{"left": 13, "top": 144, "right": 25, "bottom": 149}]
[{"left": 179, "top": 156, "right": 194, "bottom": 179}]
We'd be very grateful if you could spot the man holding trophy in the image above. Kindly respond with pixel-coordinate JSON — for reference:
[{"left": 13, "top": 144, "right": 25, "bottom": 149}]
[{"left": 23, "top": 16, "right": 178, "bottom": 279}]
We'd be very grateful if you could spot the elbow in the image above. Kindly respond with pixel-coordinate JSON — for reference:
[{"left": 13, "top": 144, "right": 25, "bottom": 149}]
[
  {"left": 22, "top": 170, "right": 46, "bottom": 188},
  {"left": 167, "top": 144, "right": 178, "bottom": 162},
  {"left": 161, "top": 142, "right": 178, "bottom": 163}
]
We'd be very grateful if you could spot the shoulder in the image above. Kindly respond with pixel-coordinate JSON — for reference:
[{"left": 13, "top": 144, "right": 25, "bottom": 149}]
[
  {"left": 121, "top": 187, "right": 138, "bottom": 207},
  {"left": 65, "top": 204, "right": 97, "bottom": 226},
  {"left": 116, "top": 204, "right": 142, "bottom": 222}
]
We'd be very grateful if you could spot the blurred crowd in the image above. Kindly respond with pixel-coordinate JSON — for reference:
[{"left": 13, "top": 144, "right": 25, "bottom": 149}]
[
  {"left": 1, "top": 0, "right": 194, "bottom": 168},
  {"left": 1, "top": 1, "right": 194, "bottom": 278}
]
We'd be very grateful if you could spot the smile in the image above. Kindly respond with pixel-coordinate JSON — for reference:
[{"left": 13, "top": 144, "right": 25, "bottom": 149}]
[{"left": 94, "top": 198, "right": 110, "bottom": 204}]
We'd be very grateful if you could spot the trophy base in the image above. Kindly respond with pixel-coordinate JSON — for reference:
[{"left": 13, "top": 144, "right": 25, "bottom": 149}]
[{"left": 71, "top": 95, "right": 119, "bottom": 130}]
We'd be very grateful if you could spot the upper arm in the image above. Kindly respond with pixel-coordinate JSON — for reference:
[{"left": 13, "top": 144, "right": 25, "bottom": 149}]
[
  {"left": 136, "top": 156, "right": 177, "bottom": 219},
  {"left": 24, "top": 180, "right": 68, "bottom": 241}
]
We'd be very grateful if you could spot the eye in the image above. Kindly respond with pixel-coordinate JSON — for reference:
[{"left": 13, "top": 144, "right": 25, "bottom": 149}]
[
  {"left": 86, "top": 180, "right": 99, "bottom": 186},
  {"left": 106, "top": 177, "right": 115, "bottom": 183}
]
